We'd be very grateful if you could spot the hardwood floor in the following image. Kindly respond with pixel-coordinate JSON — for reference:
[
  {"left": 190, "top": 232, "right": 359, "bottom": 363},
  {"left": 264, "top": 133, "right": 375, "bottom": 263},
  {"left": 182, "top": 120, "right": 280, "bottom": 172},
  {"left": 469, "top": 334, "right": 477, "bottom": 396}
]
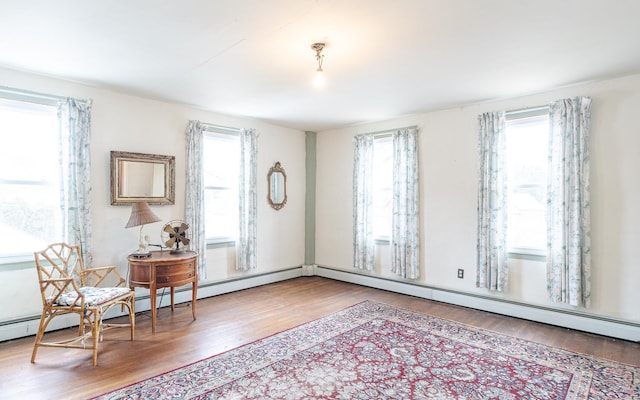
[{"left": 1, "top": 276, "right": 638, "bottom": 399}]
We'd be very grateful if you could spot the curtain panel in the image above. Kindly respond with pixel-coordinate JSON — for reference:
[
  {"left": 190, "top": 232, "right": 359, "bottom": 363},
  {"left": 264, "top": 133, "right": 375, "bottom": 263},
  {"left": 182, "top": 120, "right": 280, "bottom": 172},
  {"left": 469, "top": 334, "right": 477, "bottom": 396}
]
[
  {"left": 547, "top": 97, "right": 592, "bottom": 307},
  {"left": 476, "top": 111, "right": 508, "bottom": 291},
  {"left": 57, "top": 98, "right": 93, "bottom": 266},
  {"left": 237, "top": 128, "right": 258, "bottom": 271},
  {"left": 391, "top": 128, "right": 420, "bottom": 279},
  {"left": 353, "top": 134, "right": 375, "bottom": 271},
  {"left": 185, "top": 120, "right": 208, "bottom": 279}
]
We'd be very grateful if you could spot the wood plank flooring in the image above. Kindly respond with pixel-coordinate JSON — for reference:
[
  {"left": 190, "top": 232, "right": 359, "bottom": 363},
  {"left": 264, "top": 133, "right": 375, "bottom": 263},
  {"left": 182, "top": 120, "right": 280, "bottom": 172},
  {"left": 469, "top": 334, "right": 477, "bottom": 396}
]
[{"left": 0, "top": 276, "right": 638, "bottom": 399}]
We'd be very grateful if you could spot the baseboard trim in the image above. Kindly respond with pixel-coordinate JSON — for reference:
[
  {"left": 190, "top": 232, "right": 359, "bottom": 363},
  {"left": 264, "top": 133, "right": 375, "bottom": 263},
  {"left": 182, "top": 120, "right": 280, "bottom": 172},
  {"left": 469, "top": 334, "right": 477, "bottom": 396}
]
[
  {"left": 0, "top": 267, "right": 303, "bottom": 343},
  {"left": 4, "top": 264, "right": 638, "bottom": 343},
  {"left": 315, "top": 266, "right": 640, "bottom": 342}
]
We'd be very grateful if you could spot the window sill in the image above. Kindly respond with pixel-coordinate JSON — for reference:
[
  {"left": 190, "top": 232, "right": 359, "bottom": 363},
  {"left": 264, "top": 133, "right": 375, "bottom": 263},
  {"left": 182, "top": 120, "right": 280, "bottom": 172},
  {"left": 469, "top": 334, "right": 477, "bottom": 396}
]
[{"left": 0, "top": 254, "right": 34, "bottom": 270}]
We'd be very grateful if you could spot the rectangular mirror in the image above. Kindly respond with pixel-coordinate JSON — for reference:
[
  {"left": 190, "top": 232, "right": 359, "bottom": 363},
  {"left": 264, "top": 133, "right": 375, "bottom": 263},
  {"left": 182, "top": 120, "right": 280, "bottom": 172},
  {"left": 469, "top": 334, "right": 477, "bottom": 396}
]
[{"left": 110, "top": 151, "right": 175, "bottom": 205}]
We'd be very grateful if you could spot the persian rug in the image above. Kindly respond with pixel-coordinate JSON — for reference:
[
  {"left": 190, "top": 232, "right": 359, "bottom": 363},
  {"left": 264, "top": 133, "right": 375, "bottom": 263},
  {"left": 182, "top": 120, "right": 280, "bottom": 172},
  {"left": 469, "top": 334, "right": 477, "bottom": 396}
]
[{"left": 93, "top": 300, "right": 639, "bottom": 399}]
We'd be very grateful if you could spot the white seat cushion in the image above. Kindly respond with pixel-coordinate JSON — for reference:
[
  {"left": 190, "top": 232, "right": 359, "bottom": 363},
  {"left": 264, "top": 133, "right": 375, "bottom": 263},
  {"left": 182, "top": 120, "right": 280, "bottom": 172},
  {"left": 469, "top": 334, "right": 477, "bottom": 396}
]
[{"left": 57, "top": 286, "right": 131, "bottom": 307}]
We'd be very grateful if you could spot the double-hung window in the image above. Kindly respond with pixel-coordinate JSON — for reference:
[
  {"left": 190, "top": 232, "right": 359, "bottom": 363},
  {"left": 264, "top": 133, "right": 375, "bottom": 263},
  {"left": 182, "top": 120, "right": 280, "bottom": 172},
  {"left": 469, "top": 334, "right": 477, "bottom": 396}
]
[
  {"left": 355, "top": 128, "right": 420, "bottom": 278},
  {"left": 202, "top": 129, "right": 239, "bottom": 242},
  {"left": 505, "top": 108, "right": 549, "bottom": 256},
  {"left": 0, "top": 95, "right": 61, "bottom": 261}
]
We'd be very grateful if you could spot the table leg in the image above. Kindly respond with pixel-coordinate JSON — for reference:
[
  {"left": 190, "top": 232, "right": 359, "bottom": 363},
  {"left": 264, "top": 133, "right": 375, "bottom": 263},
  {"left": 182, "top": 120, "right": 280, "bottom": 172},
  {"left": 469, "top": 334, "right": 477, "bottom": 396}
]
[
  {"left": 150, "top": 283, "right": 157, "bottom": 333},
  {"left": 192, "top": 280, "right": 197, "bottom": 320},
  {"left": 170, "top": 287, "right": 175, "bottom": 312}
]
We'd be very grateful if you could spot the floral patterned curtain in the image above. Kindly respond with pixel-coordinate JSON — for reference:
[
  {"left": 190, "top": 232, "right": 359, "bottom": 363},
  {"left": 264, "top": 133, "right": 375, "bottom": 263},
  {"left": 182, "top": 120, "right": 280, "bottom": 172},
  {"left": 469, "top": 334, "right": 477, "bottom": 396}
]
[
  {"left": 476, "top": 111, "right": 508, "bottom": 291},
  {"left": 547, "top": 97, "right": 592, "bottom": 307},
  {"left": 57, "top": 98, "right": 93, "bottom": 266},
  {"left": 353, "top": 134, "right": 375, "bottom": 271},
  {"left": 391, "top": 128, "right": 420, "bottom": 279},
  {"left": 237, "top": 128, "right": 258, "bottom": 271},
  {"left": 185, "top": 120, "right": 207, "bottom": 279}
]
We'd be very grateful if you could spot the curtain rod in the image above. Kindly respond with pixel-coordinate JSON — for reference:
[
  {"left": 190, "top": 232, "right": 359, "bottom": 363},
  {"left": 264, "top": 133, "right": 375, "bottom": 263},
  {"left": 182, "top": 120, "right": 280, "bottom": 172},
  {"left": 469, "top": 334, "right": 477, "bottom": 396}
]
[
  {"left": 0, "top": 86, "right": 68, "bottom": 105},
  {"left": 505, "top": 105, "right": 549, "bottom": 116},
  {"left": 0, "top": 86, "right": 92, "bottom": 108},
  {"left": 360, "top": 125, "right": 418, "bottom": 138},
  {"left": 201, "top": 122, "right": 241, "bottom": 134}
]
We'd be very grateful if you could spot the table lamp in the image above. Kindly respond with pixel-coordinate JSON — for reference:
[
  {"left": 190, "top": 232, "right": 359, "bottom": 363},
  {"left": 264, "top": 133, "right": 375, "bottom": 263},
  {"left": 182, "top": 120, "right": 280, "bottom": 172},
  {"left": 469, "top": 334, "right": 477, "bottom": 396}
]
[{"left": 125, "top": 202, "right": 161, "bottom": 257}]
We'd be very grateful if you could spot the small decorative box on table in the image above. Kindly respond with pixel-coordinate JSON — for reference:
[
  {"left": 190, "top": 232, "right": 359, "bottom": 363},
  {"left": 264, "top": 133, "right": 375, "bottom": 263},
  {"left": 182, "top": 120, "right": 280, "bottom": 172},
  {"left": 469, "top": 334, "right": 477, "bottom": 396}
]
[{"left": 128, "top": 250, "right": 198, "bottom": 332}]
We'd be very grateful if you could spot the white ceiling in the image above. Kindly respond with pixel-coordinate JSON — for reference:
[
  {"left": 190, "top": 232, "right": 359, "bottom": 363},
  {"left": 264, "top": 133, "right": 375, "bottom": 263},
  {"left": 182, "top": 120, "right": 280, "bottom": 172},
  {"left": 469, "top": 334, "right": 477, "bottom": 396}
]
[{"left": 1, "top": 1, "right": 640, "bottom": 131}]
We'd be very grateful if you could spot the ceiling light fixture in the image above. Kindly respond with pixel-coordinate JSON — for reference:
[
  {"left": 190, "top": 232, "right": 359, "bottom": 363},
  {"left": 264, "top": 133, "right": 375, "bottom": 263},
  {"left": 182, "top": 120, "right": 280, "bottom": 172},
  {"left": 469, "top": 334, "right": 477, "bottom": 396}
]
[{"left": 311, "top": 42, "right": 325, "bottom": 88}]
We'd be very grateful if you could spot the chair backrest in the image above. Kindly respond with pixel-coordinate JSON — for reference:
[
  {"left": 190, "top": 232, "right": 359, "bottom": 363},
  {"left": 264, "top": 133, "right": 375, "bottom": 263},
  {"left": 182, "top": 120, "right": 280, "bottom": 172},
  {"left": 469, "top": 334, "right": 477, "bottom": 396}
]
[{"left": 34, "top": 243, "right": 87, "bottom": 307}]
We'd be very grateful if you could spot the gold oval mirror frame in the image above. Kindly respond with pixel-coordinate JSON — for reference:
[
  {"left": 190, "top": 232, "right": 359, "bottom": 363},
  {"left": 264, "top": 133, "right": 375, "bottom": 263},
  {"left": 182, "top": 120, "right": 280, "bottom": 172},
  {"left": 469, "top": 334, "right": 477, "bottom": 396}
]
[{"left": 267, "top": 161, "right": 287, "bottom": 210}]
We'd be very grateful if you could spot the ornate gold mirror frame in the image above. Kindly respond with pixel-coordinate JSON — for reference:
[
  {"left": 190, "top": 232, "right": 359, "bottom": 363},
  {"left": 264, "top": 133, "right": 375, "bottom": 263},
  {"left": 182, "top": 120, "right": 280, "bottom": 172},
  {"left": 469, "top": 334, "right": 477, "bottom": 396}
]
[
  {"left": 267, "top": 161, "right": 287, "bottom": 210},
  {"left": 110, "top": 151, "right": 175, "bottom": 205}
]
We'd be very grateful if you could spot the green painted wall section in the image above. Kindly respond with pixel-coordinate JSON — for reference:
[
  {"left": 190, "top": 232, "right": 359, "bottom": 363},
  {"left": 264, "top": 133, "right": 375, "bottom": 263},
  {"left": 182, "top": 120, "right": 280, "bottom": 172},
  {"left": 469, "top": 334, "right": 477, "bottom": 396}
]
[{"left": 305, "top": 131, "right": 316, "bottom": 265}]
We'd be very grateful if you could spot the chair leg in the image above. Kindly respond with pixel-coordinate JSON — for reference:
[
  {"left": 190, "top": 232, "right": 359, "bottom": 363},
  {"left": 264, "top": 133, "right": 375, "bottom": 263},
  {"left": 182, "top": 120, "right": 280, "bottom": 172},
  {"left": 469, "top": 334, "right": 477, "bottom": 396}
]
[
  {"left": 119, "top": 296, "right": 136, "bottom": 341},
  {"left": 92, "top": 316, "right": 100, "bottom": 366},
  {"left": 31, "top": 297, "right": 135, "bottom": 366},
  {"left": 30, "top": 312, "right": 48, "bottom": 363},
  {"left": 130, "top": 296, "right": 135, "bottom": 341}
]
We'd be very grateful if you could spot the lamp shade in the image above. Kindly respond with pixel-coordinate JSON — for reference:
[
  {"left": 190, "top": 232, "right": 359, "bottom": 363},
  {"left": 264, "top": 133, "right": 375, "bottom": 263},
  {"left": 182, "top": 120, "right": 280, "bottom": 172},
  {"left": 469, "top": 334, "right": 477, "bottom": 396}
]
[{"left": 125, "top": 202, "right": 161, "bottom": 228}]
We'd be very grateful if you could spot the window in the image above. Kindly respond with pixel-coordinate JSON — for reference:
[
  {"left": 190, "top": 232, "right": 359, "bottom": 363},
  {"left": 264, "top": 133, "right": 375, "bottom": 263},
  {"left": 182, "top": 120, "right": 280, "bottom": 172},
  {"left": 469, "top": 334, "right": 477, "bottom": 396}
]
[
  {"left": 203, "top": 130, "right": 239, "bottom": 242},
  {"left": 372, "top": 136, "right": 392, "bottom": 239},
  {"left": 0, "top": 95, "right": 61, "bottom": 260},
  {"left": 505, "top": 109, "right": 549, "bottom": 255}
]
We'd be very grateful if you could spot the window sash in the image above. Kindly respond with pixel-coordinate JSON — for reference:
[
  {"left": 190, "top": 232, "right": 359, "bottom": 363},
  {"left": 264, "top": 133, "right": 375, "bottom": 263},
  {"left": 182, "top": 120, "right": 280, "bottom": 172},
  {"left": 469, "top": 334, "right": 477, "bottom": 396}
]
[
  {"left": 202, "top": 130, "right": 239, "bottom": 242},
  {"left": 372, "top": 136, "right": 392, "bottom": 239},
  {"left": 505, "top": 108, "right": 549, "bottom": 256},
  {"left": 0, "top": 92, "right": 61, "bottom": 263}
]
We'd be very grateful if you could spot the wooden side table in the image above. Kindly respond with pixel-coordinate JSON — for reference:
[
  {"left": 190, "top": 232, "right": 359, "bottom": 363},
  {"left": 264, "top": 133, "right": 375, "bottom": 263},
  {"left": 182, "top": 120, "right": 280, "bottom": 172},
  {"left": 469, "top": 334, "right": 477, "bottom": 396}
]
[{"left": 128, "top": 250, "right": 198, "bottom": 332}]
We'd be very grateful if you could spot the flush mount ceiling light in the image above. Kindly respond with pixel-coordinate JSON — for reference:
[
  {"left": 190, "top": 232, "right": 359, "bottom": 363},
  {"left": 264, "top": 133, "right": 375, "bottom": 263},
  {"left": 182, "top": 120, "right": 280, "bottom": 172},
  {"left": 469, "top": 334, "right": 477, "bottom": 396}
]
[{"left": 311, "top": 42, "right": 325, "bottom": 87}]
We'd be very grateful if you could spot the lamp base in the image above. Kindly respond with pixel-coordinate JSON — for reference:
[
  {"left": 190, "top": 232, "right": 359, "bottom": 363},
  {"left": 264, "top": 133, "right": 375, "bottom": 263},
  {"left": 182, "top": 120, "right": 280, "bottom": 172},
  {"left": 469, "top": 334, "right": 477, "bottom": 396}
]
[{"left": 130, "top": 251, "right": 152, "bottom": 258}]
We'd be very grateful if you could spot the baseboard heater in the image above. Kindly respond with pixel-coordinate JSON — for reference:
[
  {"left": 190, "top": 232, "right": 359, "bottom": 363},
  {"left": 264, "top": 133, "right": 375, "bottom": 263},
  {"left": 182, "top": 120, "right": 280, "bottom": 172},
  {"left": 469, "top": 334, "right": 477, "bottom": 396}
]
[
  {"left": 314, "top": 265, "right": 640, "bottom": 342},
  {"left": 0, "top": 267, "right": 303, "bottom": 342},
  {"left": 2, "top": 265, "right": 638, "bottom": 343}
]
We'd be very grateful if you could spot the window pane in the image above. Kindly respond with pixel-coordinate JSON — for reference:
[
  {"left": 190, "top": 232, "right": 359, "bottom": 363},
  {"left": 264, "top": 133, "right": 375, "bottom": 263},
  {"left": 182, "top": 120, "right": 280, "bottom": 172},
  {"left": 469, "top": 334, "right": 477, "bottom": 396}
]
[
  {"left": 373, "top": 137, "right": 392, "bottom": 238},
  {"left": 204, "top": 188, "right": 238, "bottom": 239},
  {"left": 203, "top": 134, "right": 239, "bottom": 188},
  {"left": 203, "top": 132, "right": 239, "bottom": 240},
  {"left": 0, "top": 184, "right": 60, "bottom": 256},
  {"left": 0, "top": 98, "right": 58, "bottom": 182},
  {"left": 506, "top": 114, "right": 548, "bottom": 253},
  {"left": 0, "top": 97, "right": 61, "bottom": 258}
]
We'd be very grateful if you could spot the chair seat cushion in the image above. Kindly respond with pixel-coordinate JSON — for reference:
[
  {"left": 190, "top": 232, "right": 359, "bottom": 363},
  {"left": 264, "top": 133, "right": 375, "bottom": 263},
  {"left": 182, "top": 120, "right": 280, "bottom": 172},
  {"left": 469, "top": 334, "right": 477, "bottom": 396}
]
[{"left": 57, "top": 286, "right": 131, "bottom": 307}]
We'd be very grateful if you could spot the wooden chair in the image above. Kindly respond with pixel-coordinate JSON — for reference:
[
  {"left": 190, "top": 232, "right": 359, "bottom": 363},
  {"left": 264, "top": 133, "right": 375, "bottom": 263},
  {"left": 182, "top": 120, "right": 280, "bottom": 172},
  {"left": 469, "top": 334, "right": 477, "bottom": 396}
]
[{"left": 31, "top": 242, "right": 135, "bottom": 366}]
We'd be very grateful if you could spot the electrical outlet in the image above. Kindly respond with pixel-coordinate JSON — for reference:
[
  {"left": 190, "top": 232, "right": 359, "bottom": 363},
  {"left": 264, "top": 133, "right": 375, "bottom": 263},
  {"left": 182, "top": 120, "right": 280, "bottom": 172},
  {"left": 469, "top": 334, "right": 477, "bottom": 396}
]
[{"left": 457, "top": 268, "right": 464, "bottom": 279}]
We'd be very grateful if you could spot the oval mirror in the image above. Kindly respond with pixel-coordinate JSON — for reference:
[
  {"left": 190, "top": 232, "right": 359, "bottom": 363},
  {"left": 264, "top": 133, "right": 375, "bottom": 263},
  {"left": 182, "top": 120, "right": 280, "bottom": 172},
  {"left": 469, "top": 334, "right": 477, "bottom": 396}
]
[{"left": 267, "top": 161, "right": 287, "bottom": 210}]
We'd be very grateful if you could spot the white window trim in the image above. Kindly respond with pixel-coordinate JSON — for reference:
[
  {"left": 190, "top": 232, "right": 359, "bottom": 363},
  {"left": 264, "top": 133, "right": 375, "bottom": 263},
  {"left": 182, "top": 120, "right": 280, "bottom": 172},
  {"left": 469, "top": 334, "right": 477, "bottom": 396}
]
[
  {"left": 505, "top": 105, "right": 549, "bottom": 259},
  {"left": 0, "top": 88, "right": 61, "bottom": 266},
  {"left": 372, "top": 134, "right": 393, "bottom": 241},
  {"left": 202, "top": 125, "right": 240, "bottom": 245}
]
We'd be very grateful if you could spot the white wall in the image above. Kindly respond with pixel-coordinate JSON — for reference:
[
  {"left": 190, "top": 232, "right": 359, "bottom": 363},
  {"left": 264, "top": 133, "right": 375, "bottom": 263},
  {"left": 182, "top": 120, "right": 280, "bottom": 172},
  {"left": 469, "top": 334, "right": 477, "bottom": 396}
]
[
  {"left": 316, "top": 73, "right": 640, "bottom": 323},
  {"left": 3, "top": 66, "right": 639, "bottom": 332},
  {"left": 0, "top": 67, "right": 306, "bottom": 322}
]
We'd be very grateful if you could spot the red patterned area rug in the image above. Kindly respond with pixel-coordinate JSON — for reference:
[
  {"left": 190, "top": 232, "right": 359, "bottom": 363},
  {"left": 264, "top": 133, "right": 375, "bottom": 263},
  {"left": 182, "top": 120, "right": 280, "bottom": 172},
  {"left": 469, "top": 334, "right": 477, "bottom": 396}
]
[{"left": 93, "top": 300, "right": 639, "bottom": 399}]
